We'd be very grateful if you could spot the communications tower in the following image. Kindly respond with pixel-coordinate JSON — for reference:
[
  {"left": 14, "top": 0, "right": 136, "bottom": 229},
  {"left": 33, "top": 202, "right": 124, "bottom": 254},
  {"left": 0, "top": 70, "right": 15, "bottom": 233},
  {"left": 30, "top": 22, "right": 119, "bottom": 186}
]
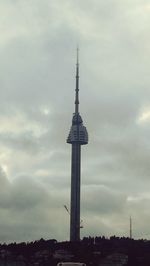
[{"left": 67, "top": 49, "right": 88, "bottom": 241}]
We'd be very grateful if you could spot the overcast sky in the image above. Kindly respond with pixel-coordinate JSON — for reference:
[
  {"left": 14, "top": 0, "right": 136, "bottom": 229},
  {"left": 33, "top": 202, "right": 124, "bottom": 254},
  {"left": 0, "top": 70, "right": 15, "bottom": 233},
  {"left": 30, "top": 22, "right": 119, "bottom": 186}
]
[{"left": 1, "top": 0, "right": 150, "bottom": 243}]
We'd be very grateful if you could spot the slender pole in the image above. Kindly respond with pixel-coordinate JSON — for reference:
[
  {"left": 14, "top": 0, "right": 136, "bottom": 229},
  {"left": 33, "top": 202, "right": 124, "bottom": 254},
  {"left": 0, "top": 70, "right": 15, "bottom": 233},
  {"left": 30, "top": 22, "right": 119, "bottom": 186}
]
[
  {"left": 75, "top": 47, "right": 79, "bottom": 114},
  {"left": 130, "top": 216, "right": 132, "bottom": 239}
]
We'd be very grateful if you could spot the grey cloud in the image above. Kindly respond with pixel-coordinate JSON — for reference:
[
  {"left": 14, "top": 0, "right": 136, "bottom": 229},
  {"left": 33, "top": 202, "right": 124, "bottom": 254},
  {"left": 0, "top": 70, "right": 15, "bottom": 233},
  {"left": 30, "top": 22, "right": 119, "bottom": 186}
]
[
  {"left": 0, "top": 0, "right": 150, "bottom": 242},
  {"left": 82, "top": 185, "right": 126, "bottom": 215},
  {"left": 0, "top": 166, "right": 9, "bottom": 188},
  {"left": 0, "top": 173, "right": 70, "bottom": 242},
  {"left": 0, "top": 132, "right": 40, "bottom": 154},
  {"left": 10, "top": 176, "right": 48, "bottom": 211},
  {"left": 0, "top": 175, "right": 47, "bottom": 210}
]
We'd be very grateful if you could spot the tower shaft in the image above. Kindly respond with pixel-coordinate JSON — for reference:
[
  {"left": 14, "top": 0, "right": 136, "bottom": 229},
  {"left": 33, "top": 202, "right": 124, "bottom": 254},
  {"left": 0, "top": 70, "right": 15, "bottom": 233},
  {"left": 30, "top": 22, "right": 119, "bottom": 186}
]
[{"left": 70, "top": 144, "right": 81, "bottom": 241}]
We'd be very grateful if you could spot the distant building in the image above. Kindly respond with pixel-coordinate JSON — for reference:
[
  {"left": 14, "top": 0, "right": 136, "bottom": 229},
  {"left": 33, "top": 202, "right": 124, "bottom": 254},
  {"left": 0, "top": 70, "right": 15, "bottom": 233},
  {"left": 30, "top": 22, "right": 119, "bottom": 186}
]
[
  {"left": 53, "top": 249, "right": 74, "bottom": 260},
  {"left": 100, "top": 253, "right": 128, "bottom": 266}
]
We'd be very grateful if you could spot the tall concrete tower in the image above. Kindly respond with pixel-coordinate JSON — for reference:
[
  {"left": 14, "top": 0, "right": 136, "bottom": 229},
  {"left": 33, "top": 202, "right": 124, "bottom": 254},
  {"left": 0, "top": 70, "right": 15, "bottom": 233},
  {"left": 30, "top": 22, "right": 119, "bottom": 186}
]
[{"left": 67, "top": 49, "right": 88, "bottom": 241}]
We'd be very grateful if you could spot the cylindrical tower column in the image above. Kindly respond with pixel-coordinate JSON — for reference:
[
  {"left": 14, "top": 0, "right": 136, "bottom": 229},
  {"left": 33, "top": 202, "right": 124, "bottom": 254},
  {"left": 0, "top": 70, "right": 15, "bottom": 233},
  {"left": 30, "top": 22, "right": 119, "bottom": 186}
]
[{"left": 70, "top": 143, "right": 81, "bottom": 241}]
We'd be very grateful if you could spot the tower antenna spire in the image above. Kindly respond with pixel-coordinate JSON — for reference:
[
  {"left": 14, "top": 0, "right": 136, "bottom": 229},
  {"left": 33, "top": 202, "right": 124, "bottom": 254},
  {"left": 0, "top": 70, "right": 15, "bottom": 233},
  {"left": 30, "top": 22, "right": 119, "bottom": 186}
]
[{"left": 75, "top": 47, "right": 79, "bottom": 114}]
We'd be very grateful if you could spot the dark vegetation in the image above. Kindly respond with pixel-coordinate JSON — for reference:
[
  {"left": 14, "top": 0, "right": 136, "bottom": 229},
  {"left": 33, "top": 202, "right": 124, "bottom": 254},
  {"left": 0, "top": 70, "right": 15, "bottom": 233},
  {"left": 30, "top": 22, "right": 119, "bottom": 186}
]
[{"left": 0, "top": 236, "right": 150, "bottom": 265}]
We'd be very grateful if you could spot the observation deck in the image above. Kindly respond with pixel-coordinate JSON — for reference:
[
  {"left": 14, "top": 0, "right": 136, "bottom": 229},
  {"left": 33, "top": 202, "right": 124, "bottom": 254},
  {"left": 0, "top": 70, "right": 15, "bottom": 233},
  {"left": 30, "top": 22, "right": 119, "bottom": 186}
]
[{"left": 67, "top": 113, "right": 88, "bottom": 145}]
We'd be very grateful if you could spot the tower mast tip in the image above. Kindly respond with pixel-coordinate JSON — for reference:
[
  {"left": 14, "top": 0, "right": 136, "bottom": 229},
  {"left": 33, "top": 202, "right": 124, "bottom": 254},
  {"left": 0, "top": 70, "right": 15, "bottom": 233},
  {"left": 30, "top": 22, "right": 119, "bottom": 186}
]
[
  {"left": 75, "top": 47, "right": 79, "bottom": 114},
  {"left": 77, "top": 46, "right": 79, "bottom": 64}
]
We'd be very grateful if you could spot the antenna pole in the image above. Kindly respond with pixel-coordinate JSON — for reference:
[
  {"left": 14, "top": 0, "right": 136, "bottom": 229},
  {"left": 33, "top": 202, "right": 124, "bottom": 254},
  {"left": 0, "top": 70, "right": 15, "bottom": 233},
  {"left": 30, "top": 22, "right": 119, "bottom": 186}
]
[
  {"left": 75, "top": 47, "right": 79, "bottom": 114},
  {"left": 130, "top": 216, "right": 132, "bottom": 239}
]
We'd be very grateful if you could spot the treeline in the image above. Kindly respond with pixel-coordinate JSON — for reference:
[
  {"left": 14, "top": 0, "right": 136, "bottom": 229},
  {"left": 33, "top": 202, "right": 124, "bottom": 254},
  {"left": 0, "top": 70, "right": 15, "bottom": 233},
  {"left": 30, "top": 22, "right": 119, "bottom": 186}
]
[{"left": 0, "top": 236, "right": 150, "bottom": 265}]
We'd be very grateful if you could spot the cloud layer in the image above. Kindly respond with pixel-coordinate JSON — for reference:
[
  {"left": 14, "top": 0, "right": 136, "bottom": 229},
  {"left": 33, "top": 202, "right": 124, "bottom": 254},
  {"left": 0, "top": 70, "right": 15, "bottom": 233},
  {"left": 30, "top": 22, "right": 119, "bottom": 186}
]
[{"left": 0, "top": 0, "right": 150, "bottom": 242}]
